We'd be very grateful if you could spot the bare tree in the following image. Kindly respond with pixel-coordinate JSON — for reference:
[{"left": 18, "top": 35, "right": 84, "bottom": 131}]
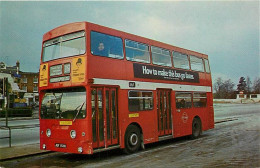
[
  {"left": 246, "top": 76, "right": 252, "bottom": 93},
  {"left": 223, "top": 79, "right": 235, "bottom": 98},
  {"left": 213, "top": 77, "right": 235, "bottom": 99},
  {"left": 213, "top": 77, "right": 223, "bottom": 98},
  {"left": 252, "top": 77, "right": 260, "bottom": 93}
]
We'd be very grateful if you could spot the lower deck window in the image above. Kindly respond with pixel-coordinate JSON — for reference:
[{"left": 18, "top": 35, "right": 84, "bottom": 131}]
[
  {"left": 193, "top": 92, "right": 207, "bottom": 107},
  {"left": 176, "top": 92, "right": 192, "bottom": 109},
  {"left": 128, "top": 91, "right": 153, "bottom": 111}
]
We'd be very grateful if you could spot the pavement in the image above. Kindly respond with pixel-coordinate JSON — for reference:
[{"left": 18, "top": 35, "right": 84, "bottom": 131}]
[
  {"left": 0, "top": 108, "right": 48, "bottom": 161},
  {"left": 0, "top": 143, "right": 51, "bottom": 161}
]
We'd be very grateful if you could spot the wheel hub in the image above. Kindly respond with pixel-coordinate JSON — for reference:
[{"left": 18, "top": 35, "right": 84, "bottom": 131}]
[{"left": 129, "top": 134, "right": 138, "bottom": 146}]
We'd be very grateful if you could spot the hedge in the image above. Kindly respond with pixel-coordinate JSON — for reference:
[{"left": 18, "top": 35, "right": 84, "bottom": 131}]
[{"left": 0, "top": 107, "right": 33, "bottom": 117}]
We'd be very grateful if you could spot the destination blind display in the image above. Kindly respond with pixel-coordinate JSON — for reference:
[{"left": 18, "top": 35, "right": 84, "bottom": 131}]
[{"left": 133, "top": 63, "right": 199, "bottom": 83}]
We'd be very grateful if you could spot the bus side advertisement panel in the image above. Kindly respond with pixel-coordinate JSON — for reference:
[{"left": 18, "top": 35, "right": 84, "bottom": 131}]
[{"left": 133, "top": 63, "right": 199, "bottom": 83}]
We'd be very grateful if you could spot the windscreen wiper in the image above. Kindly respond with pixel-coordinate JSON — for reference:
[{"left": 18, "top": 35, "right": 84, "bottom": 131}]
[{"left": 73, "top": 102, "right": 85, "bottom": 122}]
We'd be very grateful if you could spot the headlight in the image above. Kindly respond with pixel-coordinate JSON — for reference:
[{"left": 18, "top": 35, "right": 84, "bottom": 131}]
[
  {"left": 70, "top": 130, "right": 76, "bottom": 139},
  {"left": 78, "top": 147, "right": 83, "bottom": 153},
  {"left": 46, "top": 129, "right": 51, "bottom": 137},
  {"left": 50, "top": 64, "right": 62, "bottom": 76}
]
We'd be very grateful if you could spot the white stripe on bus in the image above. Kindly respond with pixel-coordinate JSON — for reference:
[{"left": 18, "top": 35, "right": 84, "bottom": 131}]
[{"left": 93, "top": 78, "right": 212, "bottom": 92}]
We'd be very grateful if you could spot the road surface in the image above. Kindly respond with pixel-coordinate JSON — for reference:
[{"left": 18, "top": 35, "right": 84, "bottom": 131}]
[
  {"left": 0, "top": 119, "right": 39, "bottom": 148},
  {"left": 0, "top": 103, "right": 259, "bottom": 167}
]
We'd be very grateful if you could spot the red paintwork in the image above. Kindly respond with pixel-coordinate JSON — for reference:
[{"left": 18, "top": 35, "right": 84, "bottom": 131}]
[{"left": 39, "top": 22, "right": 214, "bottom": 154}]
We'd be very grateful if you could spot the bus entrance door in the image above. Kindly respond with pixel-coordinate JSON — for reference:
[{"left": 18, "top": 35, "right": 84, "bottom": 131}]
[
  {"left": 91, "top": 87, "right": 119, "bottom": 150},
  {"left": 157, "top": 89, "right": 172, "bottom": 137}
]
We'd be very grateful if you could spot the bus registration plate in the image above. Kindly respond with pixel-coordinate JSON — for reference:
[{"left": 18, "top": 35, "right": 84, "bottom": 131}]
[{"left": 55, "top": 143, "right": 67, "bottom": 148}]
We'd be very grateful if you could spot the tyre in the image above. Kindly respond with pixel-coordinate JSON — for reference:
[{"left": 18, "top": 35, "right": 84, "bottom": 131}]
[
  {"left": 190, "top": 117, "right": 202, "bottom": 139},
  {"left": 123, "top": 125, "right": 141, "bottom": 154}
]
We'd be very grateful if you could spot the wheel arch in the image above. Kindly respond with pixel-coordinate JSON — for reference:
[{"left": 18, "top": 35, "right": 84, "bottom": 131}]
[
  {"left": 127, "top": 122, "right": 143, "bottom": 134},
  {"left": 193, "top": 115, "right": 202, "bottom": 131}
]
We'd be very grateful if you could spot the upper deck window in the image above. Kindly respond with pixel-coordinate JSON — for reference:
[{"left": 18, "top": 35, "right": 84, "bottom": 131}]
[
  {"left": 190, "top": 55, "right": 204, "bottom": 72},
  {"left": 42, "top": 31, "right": 86, "bottom": 62},
  {"left": 151, "top": 46, "right": 172, "bottom": 67},
  {"left": 204, "top": 59, "right": 211, "bottom": 73},
  {"left": 125, "top": 40, "right": 150, "bottom": 63},
  {"left": 91, "top": 31, "right": 124, "bottom": 59},
  {"left": 173, "top": 51, "right": 190, "bottom": 70}
]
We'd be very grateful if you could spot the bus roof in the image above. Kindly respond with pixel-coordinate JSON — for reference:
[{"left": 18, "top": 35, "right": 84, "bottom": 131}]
[{"left": 43, "top": 21, "right": 208, "bottom": 59}]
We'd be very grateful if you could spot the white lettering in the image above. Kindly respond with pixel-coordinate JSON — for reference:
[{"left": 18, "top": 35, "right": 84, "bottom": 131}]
[
  {"left": 142, "top": 66, "right": 153, "bottom": 75},
  {"left": 158, "top": 69, "right": 168, "bottom": 77},
  {"left": 185, "top": 72, "right": 194, "bottom": 79}
]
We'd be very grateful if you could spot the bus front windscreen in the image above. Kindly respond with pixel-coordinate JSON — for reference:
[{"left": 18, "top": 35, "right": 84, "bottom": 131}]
[
  {"left": 42, "top": 31, "right": 86, "bottom": 62},
  {"left": 40, "top": 88, "right": 86, "bottom": 119}
]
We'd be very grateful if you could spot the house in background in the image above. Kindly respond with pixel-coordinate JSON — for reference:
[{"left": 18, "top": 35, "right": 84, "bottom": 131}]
[
  {"left": 18, "top": 72, "right": 39, "bottom": 106},
  {"left": 0, "top": 61, "right": 39, "bottom": 107},
  {"left": 236, "top": 93, "right": 260, "bottom": 102},
  {"left": 0, "top": 72, "right": 25, "bottom": 109}
]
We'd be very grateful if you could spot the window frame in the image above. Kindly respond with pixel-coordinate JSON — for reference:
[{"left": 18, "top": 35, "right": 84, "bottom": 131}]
[
  {"left": 175, "top": 92, "right": 192, "bottom": 109},
  {"left": 128, "top": 90, "right": 154, "bottom": 112},
  {"left": 22, "top": 86, "right": 27, "bottom": 92},
  {"left": 42, "top": 31, "right": 86, "bottom": 62},
  {"left": 125, "top": 39, "right": 150, "bottom": 63},
  {"left": 204, "top": 59, "right": 211, "bottom": 73},
  {"left": 90, "top": 31, "right": 124, "bottom": 60},
  {"left": 33, "top": 86, "right": 38, "bottom": 92},
  {"left": 40, "top": 87, "right": 86, "bottom": 119},
  {"left": 193, "top": 92, "right": 207, "bottom": 108},
  {"left": 22, "top": 77, "right": 27, "bottom": 84},
  {"left": 190, "top": 55, "right": 205, "bottom": 72},
  {"left": 151, "top": 46, "right": 172, "bottom": 67},
  {"left": 33, "top": 77, "right": 38, "bottom": 83},
  {"left": 172, "top": 51, "right": 190, "bottom": 70}
]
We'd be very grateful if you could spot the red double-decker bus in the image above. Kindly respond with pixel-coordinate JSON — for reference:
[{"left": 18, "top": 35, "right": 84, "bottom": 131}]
[{"left": 39, "top": 22, "right": 214, "bottom": 154}]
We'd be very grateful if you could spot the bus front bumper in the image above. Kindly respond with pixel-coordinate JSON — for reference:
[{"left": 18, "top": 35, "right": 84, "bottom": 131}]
[{"left": 40, "top": 138, "right": 93, "bottom": 154}]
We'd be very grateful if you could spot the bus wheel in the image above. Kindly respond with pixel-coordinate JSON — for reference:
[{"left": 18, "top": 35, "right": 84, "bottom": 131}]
[
  {"left": 123, "top": 125, "right": 141, "bottom": 154},
  {"left": 191, "top": 117, "right": 202, "bottom": 139}
]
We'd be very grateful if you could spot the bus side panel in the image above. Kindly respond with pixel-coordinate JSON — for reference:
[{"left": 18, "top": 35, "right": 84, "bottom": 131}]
[
  {"left": 118, "top": 90, "right": 158, "bottom": 149},
  {"left": 172, "top": 92, "right": 181, "bottom": 138},
  {"left": 198, "top": 108, "right": 208, "bottom": 131},
  {"left": 208, "top": 92, "right": 215, "bottom": 129},
  {"left": 87, "top": 54, "right": 126, "bottom": 80},
  {"left": 173, "top": 110, "right": 207, "bottom": 138},
  {"left": 172, "top": 92, "right": 210, "bottom": 138},
  {"left": 172, "top": 92, "right": 191, "bottom": 138}
]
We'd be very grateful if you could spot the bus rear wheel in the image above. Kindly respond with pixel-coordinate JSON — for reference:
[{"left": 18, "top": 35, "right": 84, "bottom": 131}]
[
  {"left": 123, "top": 125, "right": 141, "bottom": 154},
  {"left": 191, "top": 117, "right": 202, "bottom": 139}
]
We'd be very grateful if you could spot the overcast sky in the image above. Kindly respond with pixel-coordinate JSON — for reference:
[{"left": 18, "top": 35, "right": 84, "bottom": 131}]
[{"left": 0, "top": 1, "right": 259, "bottom": 84}]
